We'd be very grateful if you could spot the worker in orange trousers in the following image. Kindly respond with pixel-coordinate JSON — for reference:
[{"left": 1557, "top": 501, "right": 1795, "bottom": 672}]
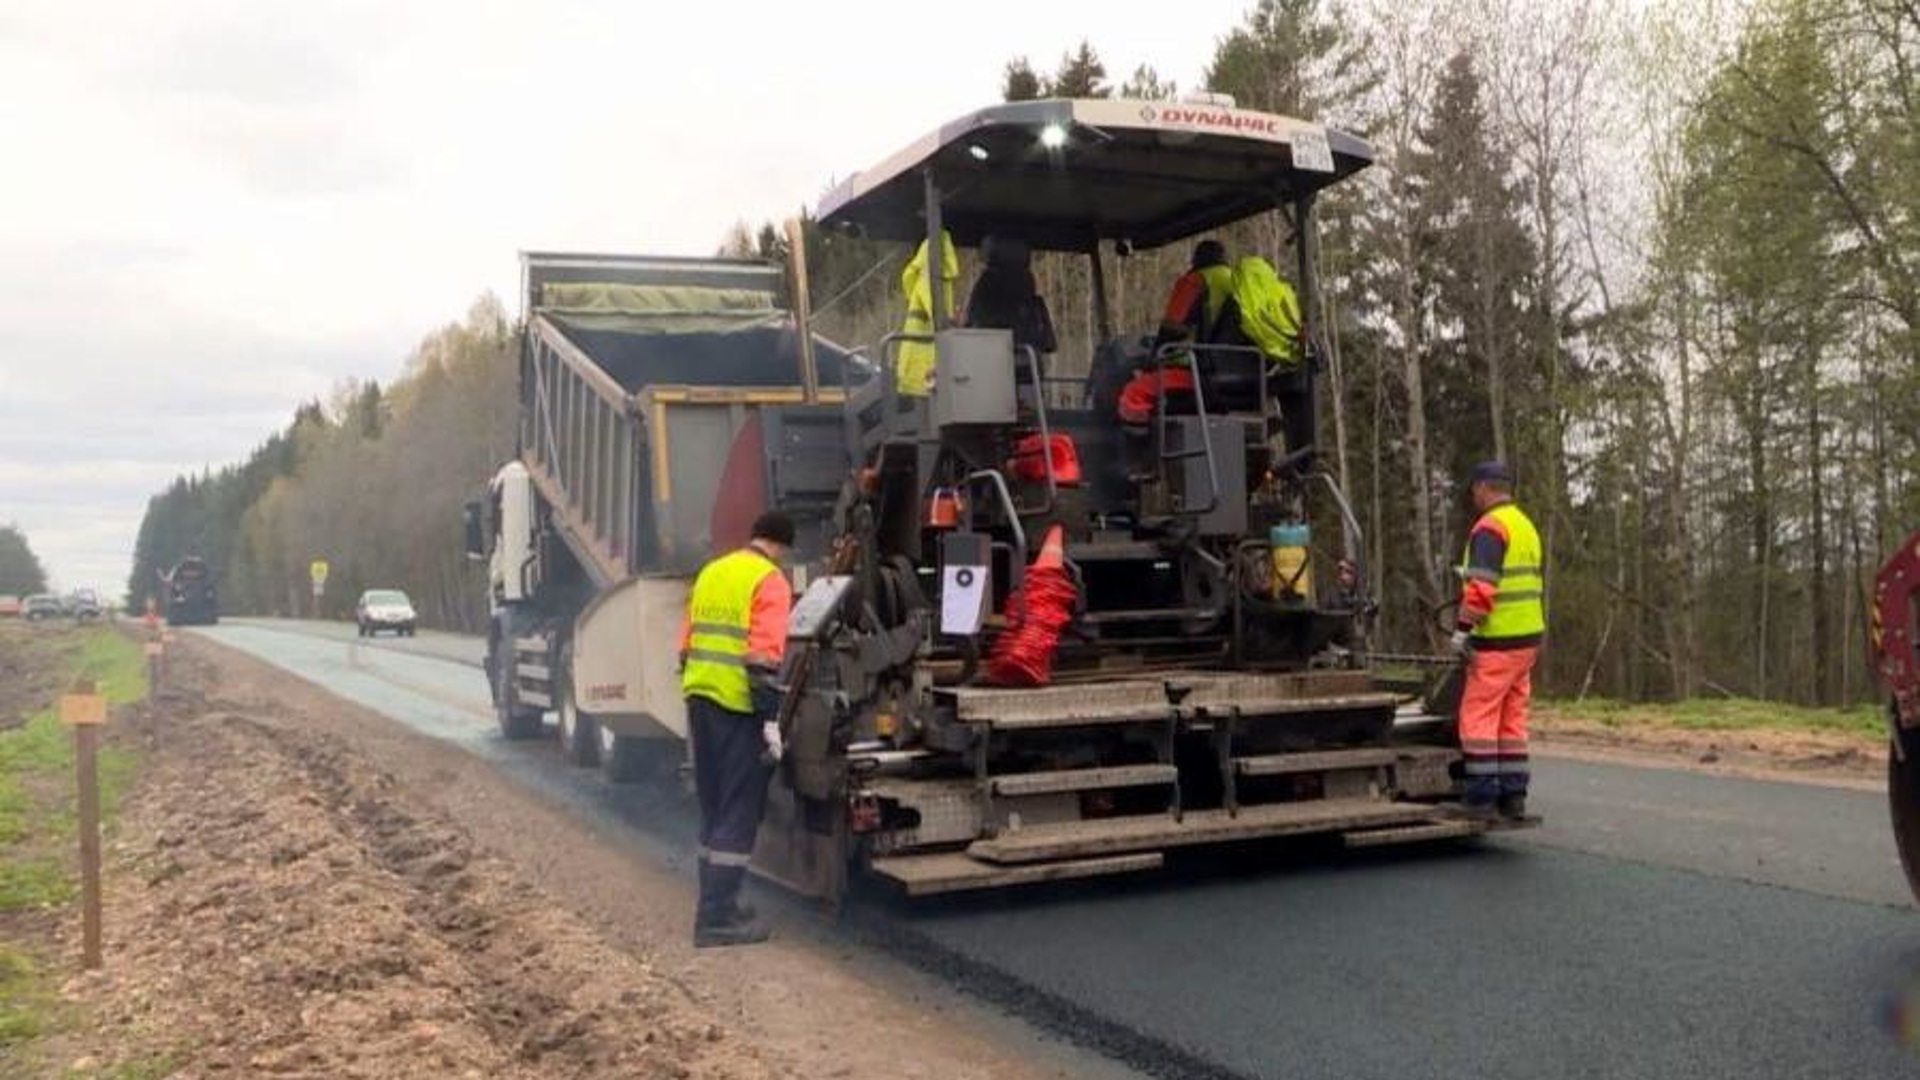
[{"left": 1450, "top": 461, "right": 1546, "bottom": 822}]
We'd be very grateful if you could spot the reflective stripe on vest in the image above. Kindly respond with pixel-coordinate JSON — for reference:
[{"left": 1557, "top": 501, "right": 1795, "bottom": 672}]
[
  {"left": 681, "top": 548, "right": 780, "bottom": 712},
  {"left": 1461, "top": 502, "right": 1546, "bottom": 641}
]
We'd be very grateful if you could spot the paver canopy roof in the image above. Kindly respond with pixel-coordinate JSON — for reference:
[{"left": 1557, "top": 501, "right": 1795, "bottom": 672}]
[{"left": 818, "top": 98, "right": 1374, "bottom": 252}]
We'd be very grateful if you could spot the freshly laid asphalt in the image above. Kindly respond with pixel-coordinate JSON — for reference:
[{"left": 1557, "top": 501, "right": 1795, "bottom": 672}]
[{"left": 198, "top": 619, "right": 1920, "bottom": 1079}]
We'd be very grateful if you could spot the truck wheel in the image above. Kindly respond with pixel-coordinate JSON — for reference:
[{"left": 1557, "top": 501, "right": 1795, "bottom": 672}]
[
  {"left": 598, "top": 725, "right": 662, "bottom": 784},
  {"left": 1891, "top": 723, "right": 1920, "bottom": 904},
  {"left": 493, "top": 652, "right": 544, "bottom": 740},
  {"left": 555, "top": 642, "right": 601, "bottom": 767}
]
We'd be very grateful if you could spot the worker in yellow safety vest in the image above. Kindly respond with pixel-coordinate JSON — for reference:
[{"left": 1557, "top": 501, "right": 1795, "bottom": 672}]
[
  {"left": 1448, "top": 461, "right": 1546, "bottom": 822},
  {"left": 895, "top": 230, "right": 958, "bottom": 397},
  {"left": 678, "top": 511, "right": 795, "bottom": 947}
]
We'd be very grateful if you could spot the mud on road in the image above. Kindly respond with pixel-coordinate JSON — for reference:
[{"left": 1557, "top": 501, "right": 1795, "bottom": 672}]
[{"left": 47, "top": 637, "right": 1086, "bottom": 1080}]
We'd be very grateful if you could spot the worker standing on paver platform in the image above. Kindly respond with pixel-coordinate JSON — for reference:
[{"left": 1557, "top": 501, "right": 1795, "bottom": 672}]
[
  {"left": 1117, "top": 240, "right": 1232, "bottom": 478},
  {"left": 679, "top": 511, "right": 795, "bottom": 947},
  {"left": 1449, "top": 461, "right": 1545, "bottom": 822},
  {"left": 896, "top": 231, "right": 958, "bottom": 397}
]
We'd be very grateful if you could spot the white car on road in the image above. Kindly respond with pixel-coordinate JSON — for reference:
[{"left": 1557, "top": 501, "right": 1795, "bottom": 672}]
[{"left": 355, "top": 589, "right": 418, "bottom": 637}]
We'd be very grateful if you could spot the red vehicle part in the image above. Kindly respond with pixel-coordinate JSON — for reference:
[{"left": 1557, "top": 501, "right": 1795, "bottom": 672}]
[
  {"left": 1876, "top": 530, "right": 1920, "bottom": 730},
  {"left": 1873, "top": 529, "right": 1920, "bottom": 902}
]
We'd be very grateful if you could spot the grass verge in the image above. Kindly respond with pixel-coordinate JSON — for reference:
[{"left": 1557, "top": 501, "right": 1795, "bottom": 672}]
[
  {"left": 0, "top": 623, "right": 147, "bottom": 1055},
  {"left": 1538, "top": 695, "right": 1884, "bottom": 739}
]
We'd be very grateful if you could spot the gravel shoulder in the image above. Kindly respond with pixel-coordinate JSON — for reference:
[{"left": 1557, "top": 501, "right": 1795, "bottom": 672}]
[
  {"left": 34, "top": 634, "right": 1105, "bottom": 1079},
  {"left": 1531, "top": 710, "right": 1885, "bottom": 789}
]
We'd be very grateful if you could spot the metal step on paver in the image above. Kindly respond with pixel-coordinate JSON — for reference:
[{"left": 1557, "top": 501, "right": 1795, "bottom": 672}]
[
  {"left": 1233, "top": 747, "right": 1400, "bottom": 776},
  {"left": 968, "top": 799, "right": 1435, "bottom": 864},
  {"left": 1341, "top": 820, "right": 1484, "bottom": 848},
  {"left": 990, "top": 764, "right": 1179, "bottom": 797},
  {"left": 870, "top": 851, "right": 1165, "bottom": 896}
]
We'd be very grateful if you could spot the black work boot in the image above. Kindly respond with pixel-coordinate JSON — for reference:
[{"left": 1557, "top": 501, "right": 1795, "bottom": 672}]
[
  {"left": 698, "top": 858, "right": 756, "bottom": 922},
  {"left": 694, "top": 864, "right": 770, "bottom": 949},
  {"left": 1497, "top": 793, "right": 1529, "bottom": 821}
]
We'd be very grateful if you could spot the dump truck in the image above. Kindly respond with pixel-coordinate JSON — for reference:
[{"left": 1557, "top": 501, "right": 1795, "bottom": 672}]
[
  {"left": 1875, "top": 528, "right": 1920, "bottom": 902},
  {"left": 161, "top": 556, "right": 218, "bottom": 627},
  {"left": 471, "top": 97, "right": 1528, "bottom": 902}
]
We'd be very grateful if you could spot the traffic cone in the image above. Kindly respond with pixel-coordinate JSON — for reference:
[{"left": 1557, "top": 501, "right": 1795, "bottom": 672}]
[{"left": 1034, "top": 525, "right": 1066, "bottom": 570}]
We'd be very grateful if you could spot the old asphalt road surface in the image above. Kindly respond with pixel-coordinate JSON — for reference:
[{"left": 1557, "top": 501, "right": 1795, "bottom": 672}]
[{"left": 197, "top": 618, "right": 1920, "bottom": 1079}]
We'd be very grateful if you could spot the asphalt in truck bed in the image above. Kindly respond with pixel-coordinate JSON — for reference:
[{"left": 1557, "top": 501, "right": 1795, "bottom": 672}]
[{"left": 197, "top": 619, "right": 1920, "bottom": 1079}]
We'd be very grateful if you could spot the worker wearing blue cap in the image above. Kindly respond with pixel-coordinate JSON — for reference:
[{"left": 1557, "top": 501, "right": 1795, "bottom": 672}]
[{"left": 1451, "top": 460, "right": 1545, "bottom": 821}]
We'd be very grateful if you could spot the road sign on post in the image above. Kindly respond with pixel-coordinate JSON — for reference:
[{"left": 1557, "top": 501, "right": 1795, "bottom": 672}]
[
  {"left": 309, "top": 558, "right": 330, "bottom": 616},
  {"left": 59, "top": 679, "right": 107, "bottom": 970}
]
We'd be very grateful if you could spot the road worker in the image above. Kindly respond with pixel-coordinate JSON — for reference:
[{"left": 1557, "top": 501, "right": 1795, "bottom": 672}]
[
  {"left": 1212, "top": 254, "right": 1310, "bottom": 461},
  {"left": 1449, "top": 461, "right": 1545, "bottom": 822},
  {"left": 964, "top": 235, "right": 1056, "bottom": 358},
  {"left": 896, "top": 230, "right": 959, "bottom": 397},
  {"left": 678, "top": 511, "right": 795, "bottom": 947},
  {"left": 1117, "top": 239, "right": 1233, "bottom": 479}
]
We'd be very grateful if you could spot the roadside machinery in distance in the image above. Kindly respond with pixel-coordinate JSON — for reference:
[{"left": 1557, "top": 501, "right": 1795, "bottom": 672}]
[
  {"left": 160, "top": 556, "right": 219, "bottom": 627},
  {"left": 471, "top": 97, "right": 1525, "bottom": 902},
  {"left": 1874, "top": 528, "right": 1920, "bottom": 901}
]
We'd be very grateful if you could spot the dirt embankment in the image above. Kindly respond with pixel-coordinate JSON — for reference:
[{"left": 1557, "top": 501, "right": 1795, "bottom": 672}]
[
  {"left": 32, "top": 636, "right": 1079, "bottom": 1080},
  {"left": 1531, "top": 710, "right": 1885, "bottom": 788},
  {"left": 48, "top": 656, "right": 776, "bottom": 1078}
]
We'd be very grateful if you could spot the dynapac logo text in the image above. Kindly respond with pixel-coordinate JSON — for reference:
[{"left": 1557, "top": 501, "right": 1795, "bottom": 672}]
[{"left": 1152, "top": 107, "right": 1283, "bottom": 135}]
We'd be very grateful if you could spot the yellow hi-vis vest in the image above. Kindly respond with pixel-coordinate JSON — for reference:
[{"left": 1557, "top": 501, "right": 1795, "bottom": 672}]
[
  {"left": 1229, "top": 256, "right": 1303, "bottom": 367},
  {"left": 681, "top": 547, "right": 781, "bottom": 713},
  {"left": 1460, "top": 501, "right": 1546, "bottom": 641},
  {"left": 896, "top": 231, "right": 958, "bottom": 398}
]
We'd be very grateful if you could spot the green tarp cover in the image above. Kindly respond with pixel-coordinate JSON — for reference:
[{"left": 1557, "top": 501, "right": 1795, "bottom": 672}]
[{"left": 540, "top": 282, "right": 782, "bottom": 334}]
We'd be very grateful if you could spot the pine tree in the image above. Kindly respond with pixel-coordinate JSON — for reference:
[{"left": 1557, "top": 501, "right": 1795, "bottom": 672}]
[
  {"left": 1408, "top": 50, "right": 1537, "bottom": 473},
  {"left": 1003, "top": 58, "right": 1043, "bottom": 102},
  {"left": 1119, "top": 64, "right": 1177, "bottom": 101},
  {"left": 0, "top": 525, "right": 47, "bottom": 595},
  {"left": 1050, "top": 41, "right": 1110, "bottom": 98}
]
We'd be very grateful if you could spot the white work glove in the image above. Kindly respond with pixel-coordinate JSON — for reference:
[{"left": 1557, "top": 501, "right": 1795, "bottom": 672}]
[
  {"left": 1448, "top": 629, "right": 1472, "bottom": 656},
  {"left": 761, "top": 720, "right": 784, "bottom": 761}
]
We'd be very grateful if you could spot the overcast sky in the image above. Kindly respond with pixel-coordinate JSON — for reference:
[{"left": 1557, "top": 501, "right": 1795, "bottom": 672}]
[{"left": 0, "top": 0, "right": 1254, "bottom": 594}]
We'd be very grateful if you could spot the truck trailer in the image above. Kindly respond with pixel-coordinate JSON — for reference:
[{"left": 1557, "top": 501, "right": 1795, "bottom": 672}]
[{"left": 472, "top": 97, "right": 1527, "bottom": 903}]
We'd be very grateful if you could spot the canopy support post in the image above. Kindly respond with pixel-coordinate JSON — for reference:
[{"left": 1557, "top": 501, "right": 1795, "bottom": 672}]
[
  {"left": 1088, "top": 241, "right": 1114, "bottom": 343},
  {"left": 786, "top": 217, "right": 820, "bottom": 404},
  {"left": 923, "top": 169, "right": 948, "bottom": 330}
]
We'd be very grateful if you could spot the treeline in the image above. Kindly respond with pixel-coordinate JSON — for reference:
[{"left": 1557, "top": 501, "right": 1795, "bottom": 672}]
[
  {"left": 727, "top": 0, "right": 1919, "bottom": 707},
  {"left": 127, "top": 298, "right": 517, "bottom": 631},
  {"left": 0, "top": 525, "right": 47, "bottom": 596}
]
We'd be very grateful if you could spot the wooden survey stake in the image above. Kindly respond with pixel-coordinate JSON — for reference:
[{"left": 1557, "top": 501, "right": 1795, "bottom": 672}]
[
  {"left": 59, "top": 679, "right": 106, "bottom": 969},
  {"left": 145, "top": 638, "right": 164, "bottom": 698}
]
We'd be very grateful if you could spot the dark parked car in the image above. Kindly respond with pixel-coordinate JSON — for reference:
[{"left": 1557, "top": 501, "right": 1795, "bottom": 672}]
[{"left": 23, "top": 594, "right": 63, "bottom": 621}]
